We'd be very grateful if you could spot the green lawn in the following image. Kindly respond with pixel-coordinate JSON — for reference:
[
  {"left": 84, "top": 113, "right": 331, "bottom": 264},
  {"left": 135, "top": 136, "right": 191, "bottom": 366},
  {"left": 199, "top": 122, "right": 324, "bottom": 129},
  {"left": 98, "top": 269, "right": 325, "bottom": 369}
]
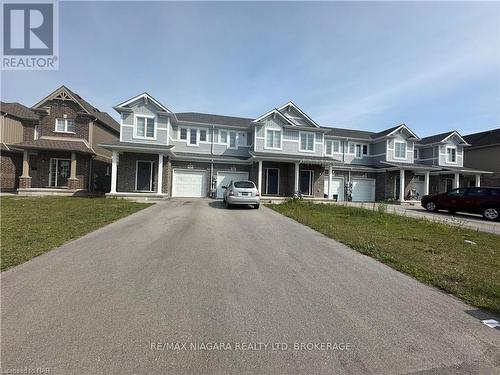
[
  {"left": 269, "top": 201, "right": 500, "bottom": 315},
  {"left": 1, "top": 196, "right": 151, "bottom": 271}
]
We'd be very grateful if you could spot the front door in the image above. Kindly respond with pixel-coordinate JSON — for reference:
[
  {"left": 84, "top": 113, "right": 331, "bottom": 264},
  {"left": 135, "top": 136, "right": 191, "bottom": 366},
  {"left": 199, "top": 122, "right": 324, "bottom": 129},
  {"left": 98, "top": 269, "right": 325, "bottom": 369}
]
[
  {"left": 49, "top": 159, "right": 71, "bottom": 187},
  {"left": 266, "top": 168, "right": 279, "bottom": 195},
  {"left": 136, "top": 161, "right": 153, "bottom": 191},
  {"left": 299, "top": 170, "right": 313, "bottom": 196}
]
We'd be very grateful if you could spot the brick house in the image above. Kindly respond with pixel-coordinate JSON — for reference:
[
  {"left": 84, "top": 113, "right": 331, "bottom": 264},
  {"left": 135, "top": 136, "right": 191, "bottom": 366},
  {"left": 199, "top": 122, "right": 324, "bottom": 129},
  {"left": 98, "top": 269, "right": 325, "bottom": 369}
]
[{"left": 0, "top": 86, "right": 119, "bottom": 194}]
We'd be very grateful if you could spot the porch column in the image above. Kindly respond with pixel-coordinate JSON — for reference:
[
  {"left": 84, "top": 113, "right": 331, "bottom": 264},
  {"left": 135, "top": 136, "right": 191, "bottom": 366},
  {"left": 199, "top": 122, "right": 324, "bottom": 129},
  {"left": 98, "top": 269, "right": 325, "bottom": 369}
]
[
  {"left": 70, "top": 152, "right": 77, "bottom": 179},
  {"left": 21, "top": 150, "right": 30, "bottom": 177},
  {"left": 157, "top": 153, "right": 164, "bottom": 195},
  {"left": 454, "top": 172, "right": 460, "bottom": 189},
  {"left": 424, "top": 171, "right": 430, "bottom": 196},
  {"left": 67, "top": 152, "right": 79, "bottom": 190},
  {"left": 399, "top": 169, "right": 405, "bottom": 202},
  {"left": 475, "top": 174, "right": 481, "bottom": 187},
  {"left": 257, "top": 160, "right": 263, "bottom": 194},
  {"left": 110, "top": 150, "right": 118, "bottom": 194},
  {"left": 328, "top": 165, "right": 333, "bottom": 199},
  {"left": 19, "top": 149, "right": 32, "bottom": 189},
  {"left": 294, "top": 162, "right": 300, "bottom": 193}
]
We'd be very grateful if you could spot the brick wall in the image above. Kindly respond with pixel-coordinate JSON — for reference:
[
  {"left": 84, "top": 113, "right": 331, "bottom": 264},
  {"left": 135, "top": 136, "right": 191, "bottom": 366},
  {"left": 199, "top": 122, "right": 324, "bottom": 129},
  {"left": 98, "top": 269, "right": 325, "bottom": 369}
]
[
  {"left": 117, "top": 152, "right": 158, "bottom": 193},
  {"left": 29, "top": 151, "right": 89, "bottom": 190},
  {"left": 38, "top": 100, "right": 90, "bottom": 140},
  {"left": 0, "top": 152, "right": 22, "bottom": 190}
]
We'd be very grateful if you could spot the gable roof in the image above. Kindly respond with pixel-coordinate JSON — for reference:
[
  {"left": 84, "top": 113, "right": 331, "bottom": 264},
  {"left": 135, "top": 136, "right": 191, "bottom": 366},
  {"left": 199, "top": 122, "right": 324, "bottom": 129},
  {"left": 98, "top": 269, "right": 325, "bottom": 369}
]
[
  {"left": 32, "top": 85, "right": 120, "bottom": 133},
  {"left": 277, "top": 101, "right": 320, "bottom": 128},
  {"left": 175, "top": 112, "right": 254, "bottom": 128},
  {"left": 115, "top": 92, "right": 172, "bottom": 113},
  {"left": 463, "top": 128, "right": 500, "bottom": 148},
  {"left": 0, "top": 102, "right": 38, "bottom": 121},
  {"left": 370, "top": 124, "right": 419, "bottom": 140},
  {"left": 253, "top": 108, "right": 296, "bottom": 126},
  {"left": 419, "top": 130, "right": 468, "bottom": 145}
]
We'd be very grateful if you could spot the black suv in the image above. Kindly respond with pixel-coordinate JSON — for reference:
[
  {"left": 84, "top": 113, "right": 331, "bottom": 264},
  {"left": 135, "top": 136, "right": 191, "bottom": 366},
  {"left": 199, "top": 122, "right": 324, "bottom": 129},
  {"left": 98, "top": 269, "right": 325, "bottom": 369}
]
[{"left": 421, "top": 187, "right": 500, "bottom": 221}]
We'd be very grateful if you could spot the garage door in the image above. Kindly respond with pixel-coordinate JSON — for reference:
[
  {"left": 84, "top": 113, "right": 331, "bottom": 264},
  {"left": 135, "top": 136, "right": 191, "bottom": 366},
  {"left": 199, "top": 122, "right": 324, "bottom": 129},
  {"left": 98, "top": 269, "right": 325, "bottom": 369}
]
[
  {"left": 323, "top": 176, "right": 344, "bottom": 201},
  {"left": 216, "top": 171, "right": 249, "bottom": 198},
  {"left": 172, "top": 169, "right": 207, "bottom": 197},
  {"left": 351, "top": 178, "right": 375, "bottom": 202}
]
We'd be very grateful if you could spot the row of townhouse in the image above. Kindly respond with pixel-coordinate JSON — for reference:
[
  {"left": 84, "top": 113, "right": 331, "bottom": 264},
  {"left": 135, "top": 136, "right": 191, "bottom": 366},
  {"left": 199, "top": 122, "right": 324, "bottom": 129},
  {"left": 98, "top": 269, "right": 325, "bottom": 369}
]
[{"left": 1, "top": 86, "right": 498, "bottom": 201}]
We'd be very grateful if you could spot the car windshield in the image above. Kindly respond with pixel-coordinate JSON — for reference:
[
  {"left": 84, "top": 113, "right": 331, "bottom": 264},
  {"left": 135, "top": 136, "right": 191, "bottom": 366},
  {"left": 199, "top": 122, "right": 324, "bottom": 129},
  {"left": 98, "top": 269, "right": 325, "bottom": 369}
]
[{"left": 234, "top": 181, "right": 255, "bottom": 189}]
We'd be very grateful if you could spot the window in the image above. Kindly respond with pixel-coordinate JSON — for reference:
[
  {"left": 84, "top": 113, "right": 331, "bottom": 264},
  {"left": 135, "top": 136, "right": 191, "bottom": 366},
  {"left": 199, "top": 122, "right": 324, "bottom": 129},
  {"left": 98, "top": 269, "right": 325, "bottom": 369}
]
[
  {"left": 199, "top": 129, "right": 207, "bottom": 142},
  {"left": 446, "top": 147, "right": 457, "bottom": 163},
  {"left": 362, "top": 145, "right": 368, "bottom": 155},
  {"left": 447, "top": 188, "right": 466, "bottom": 197},
  {"left": 465, "top": 188, "right": 489, "bottom": 197},
  {"left": 34, "top": 125, "right": 39, "bottom": 140},
  {"left": 266, "top": 129, "right": 281, "bottom": 149},
  {"left": 394, "top": 141, "right": 406, "bottom": 159},
  {"left": 325, "top": 141, "right": 332, "bottom": 155},
  {"left": 220, "top": 130, "right": 228, "bottom": 144},
  {"left": 229, "top": 132, "right": 237, "bottom": 148},
  {"left": 180, "top": 128, "right": 188, "bottom": 140},
  {"left": 355, "top": 144, "right": 362, "bottom": 158},
  {"left": 55, "top": 118, "right": 75, "bottom": 133},
  {"left": 414, "top": 148, "right": 419, "bottom": 160},
  {"left": 189, "top": 128, "right": 198, "bottom": 145},
  {"left": 234, "top": 181, "right": 255, "bottom": 189},
  {"left": 333, "top": 141, "right": 340, "bottom": 153},
  {"left": 348, "top": 143, "right": 355, "bottom": 154},
  {"left": 299, "top": 132, "right": 315, "bottom": 152},
  {"left": 136, "top": 116, "right": 155, "bottom": 139}
]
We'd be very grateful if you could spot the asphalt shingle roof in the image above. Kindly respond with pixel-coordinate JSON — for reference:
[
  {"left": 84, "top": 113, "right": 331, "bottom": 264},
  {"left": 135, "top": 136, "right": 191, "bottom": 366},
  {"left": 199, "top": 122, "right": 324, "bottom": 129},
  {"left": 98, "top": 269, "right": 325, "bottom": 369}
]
[
  {"left": 418, "top": 131, "right": 456, "bottom": 145},
  {"left": 322, "top": 127, "right": 374, "bottom": 139},
  {"left": 13, "top": 139, "right": 94, "bottom": 154},
  {"left": 463, "top": 128, "right": 500, "bottom": 148},
  {"left": 175, "top": 112, "right": 254, "bottom": 128},
  {"left": 0, "top": 102, "right": 38, "bottom": 121}
]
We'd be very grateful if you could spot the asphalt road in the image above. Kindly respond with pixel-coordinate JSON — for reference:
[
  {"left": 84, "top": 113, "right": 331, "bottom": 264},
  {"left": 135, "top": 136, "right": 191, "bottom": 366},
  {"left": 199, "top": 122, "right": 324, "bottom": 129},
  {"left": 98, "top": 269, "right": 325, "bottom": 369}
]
[{"left": 1, "top": 199, "right": 499, "bottom": 374}]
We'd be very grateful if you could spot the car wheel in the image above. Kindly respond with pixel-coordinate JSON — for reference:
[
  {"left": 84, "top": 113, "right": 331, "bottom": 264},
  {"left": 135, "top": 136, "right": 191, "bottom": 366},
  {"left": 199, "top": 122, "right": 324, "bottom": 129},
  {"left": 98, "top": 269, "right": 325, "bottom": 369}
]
[
  {"left": 254, "top": 204, "right": 260, "bottom": 209},
  {"left": 482, "top": 207, "right": 499, "bottom": 221},
  {"left": 425, "top": 201, "right": 437, "bottom": 212}
]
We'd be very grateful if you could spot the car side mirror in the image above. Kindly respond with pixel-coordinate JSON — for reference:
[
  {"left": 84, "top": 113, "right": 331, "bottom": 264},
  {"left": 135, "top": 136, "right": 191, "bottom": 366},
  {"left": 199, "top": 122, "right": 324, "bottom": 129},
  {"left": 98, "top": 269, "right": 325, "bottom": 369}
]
[{"left": 222, "top": 186, "right": 227, "bottom": 189}]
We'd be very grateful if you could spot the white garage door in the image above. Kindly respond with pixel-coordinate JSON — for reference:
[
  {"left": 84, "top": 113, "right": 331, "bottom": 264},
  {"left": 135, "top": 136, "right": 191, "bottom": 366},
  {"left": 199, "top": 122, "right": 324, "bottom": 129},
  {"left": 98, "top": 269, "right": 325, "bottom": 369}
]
[
  {"left": 351, "top": 178, "right": 375, "bottom": 202},
  {"left": 216, "top": 171, "right": 249, "bottom": 198},
  {"left": 172, "top": 169, "right": 207, "bottom": 197},
  {"left": 323, "top": 176, "right": 344, "bottom": 201}
]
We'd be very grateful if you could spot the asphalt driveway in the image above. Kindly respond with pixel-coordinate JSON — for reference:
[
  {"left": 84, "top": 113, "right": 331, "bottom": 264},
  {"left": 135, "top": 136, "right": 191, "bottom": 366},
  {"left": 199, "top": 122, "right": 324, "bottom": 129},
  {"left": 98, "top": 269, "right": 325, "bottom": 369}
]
[{"left": 1, "top": 199, "right": 499, "bottom": 374}]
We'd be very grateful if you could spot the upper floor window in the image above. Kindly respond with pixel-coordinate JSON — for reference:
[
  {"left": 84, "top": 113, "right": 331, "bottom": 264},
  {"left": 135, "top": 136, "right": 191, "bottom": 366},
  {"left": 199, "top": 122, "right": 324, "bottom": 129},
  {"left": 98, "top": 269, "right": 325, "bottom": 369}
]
[
  {"left": 348, "top": 143, "right": 355, "bottom": 154},
  {"left": 325, "top": 141, "right": 332, "bottom": 155},
  {"left": 135, "top": 116, "right": 155, "bottom": 139},
  {"left": 180, "top": 128, "right": 188, "bottom": 140},
  {"left": 394, "top": 141, "right": 406, "bottom": 159},
  {"left": 199, "top": 129, "right": 207, "bottom": 142},
  {"left": 414, "top": 148, "right": 419, "bottom": 160},
  {"left": 355, "top": 144, "right": 362, "bottom": 158},
  {"left": 266, "top": 129, "right": 281, "bottom": 149},
  {"left": 362, "top": 145, "right": 368, "bottom": 155},
  {"left": 229, "top": 132, "right": 237, "bottom": 148},
  {"left": 189, "top": 128, "right": 198, "bottom": 145},
  {"left": 220, "top": 130, "right": 228, "bottom": 144},
  {"left": 446, "top": 146, "right": 457, "bottom": 163},
  {"left": 333, "top": 141, "right": 340, "bottom": 153},
  {"left": 299, "top": 132, "right": 315, "bottom": 152},
  {"left": 55, "top": 118, "right": 75, "bottom": 133}
]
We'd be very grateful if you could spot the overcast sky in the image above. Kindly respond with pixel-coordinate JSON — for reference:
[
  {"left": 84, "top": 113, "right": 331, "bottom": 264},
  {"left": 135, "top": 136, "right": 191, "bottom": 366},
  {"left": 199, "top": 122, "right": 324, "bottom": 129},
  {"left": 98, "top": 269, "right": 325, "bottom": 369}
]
[{"left": 1, "top": 1, "right": 499, "bottom": 136}]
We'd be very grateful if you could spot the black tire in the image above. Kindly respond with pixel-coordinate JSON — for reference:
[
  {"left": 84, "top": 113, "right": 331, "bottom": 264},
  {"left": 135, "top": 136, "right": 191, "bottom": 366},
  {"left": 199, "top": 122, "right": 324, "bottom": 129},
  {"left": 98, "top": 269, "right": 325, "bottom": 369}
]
[
  {"left": 425, "top": 201, "right": 438, "bottom": 212},
  {"left": 482, "top": 207, "right": 499, "bottom": 221},
  {"left": 254, "top": 204, "right": 260, "bottom": 209}
]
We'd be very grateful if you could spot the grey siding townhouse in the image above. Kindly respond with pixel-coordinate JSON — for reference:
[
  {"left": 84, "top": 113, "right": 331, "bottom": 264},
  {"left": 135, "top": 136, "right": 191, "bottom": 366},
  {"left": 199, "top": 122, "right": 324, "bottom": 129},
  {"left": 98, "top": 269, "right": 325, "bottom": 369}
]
[
  {"left": 100, "top": 93, "right": 492, "bottom": 202},
  {"left": 463, "top": 128, "right": 500, "bottom": 187}
]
